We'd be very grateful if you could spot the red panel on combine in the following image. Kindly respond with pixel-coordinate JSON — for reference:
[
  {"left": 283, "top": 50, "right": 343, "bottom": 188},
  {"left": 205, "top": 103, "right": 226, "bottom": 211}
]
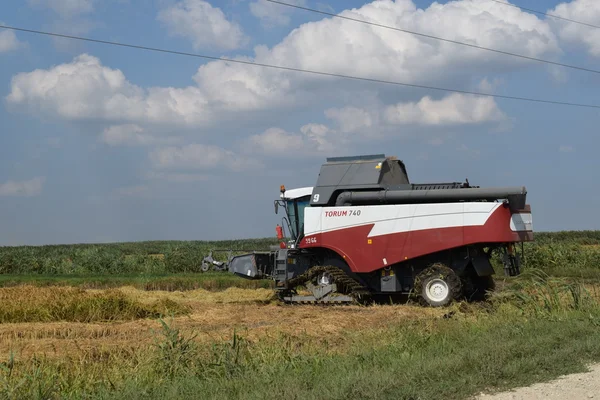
[{"left": 300, "top": 204, "right": 532, "bottom": 274}]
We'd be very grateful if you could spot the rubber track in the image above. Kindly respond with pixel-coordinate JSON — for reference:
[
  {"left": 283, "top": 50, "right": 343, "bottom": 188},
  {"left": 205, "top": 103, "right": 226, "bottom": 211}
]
[{"left": 281, "top": 265, "right": 372, "bottom": 305}]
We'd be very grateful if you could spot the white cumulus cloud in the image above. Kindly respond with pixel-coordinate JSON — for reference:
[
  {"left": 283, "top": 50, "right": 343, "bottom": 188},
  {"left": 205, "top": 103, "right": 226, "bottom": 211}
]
[
  {"left": 174, "top": 0, "right": 561, "bottom": 116},
  {"left": 0, "top": 177, "right": 45, "bottom": 197},
  {"left": 548, "top": 0, "right": 600, "bottom": 57},
  {"left": 248, "top": 94, "right": 508, "bottom": 152},
  {"left": 6, "top": 0, "right": 562, "bottom": 142},
  {"left": 157, "top": 0, "right": 248, "bottom": 51},
  {"left": 320, "top": 93, "right": 506, "bottom": 136},
  {"left": 6, "top": 54, "right": 212, "bottom": 125},
  {"left": 240, "top": 0, "right": 560, "bottom": 86},
  {"left": 384, "top": 93, "right": 507, "bottom": 126}
]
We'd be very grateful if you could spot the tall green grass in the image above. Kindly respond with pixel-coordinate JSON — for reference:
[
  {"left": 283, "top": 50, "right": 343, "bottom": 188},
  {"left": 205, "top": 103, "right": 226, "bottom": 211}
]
[{"left": 490, "top": 268, "right": 599, "bottom": 316}]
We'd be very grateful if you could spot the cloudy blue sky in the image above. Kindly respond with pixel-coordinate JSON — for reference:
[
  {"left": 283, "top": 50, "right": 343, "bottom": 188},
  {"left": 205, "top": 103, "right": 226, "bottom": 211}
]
[{"left": 0, "top": 0, "right": 599, "bottom": 245}]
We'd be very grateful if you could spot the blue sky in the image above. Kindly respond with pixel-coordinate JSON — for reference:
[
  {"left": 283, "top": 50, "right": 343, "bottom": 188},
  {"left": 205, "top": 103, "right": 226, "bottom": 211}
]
[{"left": 0, "top": 0, "right": 599, "bottom": 245}]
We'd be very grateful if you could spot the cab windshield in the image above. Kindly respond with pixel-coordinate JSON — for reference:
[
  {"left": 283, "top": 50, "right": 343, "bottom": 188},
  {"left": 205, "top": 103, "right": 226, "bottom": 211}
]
[{"left": 285, "top": 196, "right": 310, "bottom": 240}]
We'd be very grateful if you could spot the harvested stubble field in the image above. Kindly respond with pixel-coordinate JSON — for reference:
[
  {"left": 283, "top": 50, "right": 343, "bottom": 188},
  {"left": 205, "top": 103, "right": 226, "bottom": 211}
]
[
  {"left": 0, "top": 286, "right": 439, "bottom": 360},
  {"left": 1, "top": 231, "right": 600, "bottom": 399}
]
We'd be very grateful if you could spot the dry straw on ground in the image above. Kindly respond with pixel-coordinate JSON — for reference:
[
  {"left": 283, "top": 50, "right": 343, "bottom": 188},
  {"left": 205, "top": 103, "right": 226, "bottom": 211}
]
[{"left": 0, "top": 285, "right": 443, "bottom": 360}]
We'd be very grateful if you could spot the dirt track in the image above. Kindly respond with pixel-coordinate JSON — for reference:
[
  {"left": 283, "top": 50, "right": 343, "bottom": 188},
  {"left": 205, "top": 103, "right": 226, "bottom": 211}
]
[{"left": 475, "top": 363, "right": 600, "bottom": 399}]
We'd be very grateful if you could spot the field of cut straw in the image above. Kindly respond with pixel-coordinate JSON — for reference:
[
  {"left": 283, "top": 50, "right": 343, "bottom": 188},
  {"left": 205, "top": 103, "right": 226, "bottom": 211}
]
[{"left": 1, "top": 231, "right": 600, "bottom": 399}]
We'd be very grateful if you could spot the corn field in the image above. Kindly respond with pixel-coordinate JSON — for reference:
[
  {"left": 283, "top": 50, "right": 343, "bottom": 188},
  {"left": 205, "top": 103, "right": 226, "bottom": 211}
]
[
  {"left": 0, "top": 232, "right": 599, "bottom": 279},
  {"left": 0, "top": 238, "right": 278, "bottom": 275}
]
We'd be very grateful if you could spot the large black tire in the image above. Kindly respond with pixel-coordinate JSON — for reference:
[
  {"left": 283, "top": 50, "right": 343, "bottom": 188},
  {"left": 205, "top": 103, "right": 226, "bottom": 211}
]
[
  {"left": 463, "top": 273, "right": 496, "bottom": 301},
  {"left": 413, "top": 263, "right": 463, "bottom": 307}
]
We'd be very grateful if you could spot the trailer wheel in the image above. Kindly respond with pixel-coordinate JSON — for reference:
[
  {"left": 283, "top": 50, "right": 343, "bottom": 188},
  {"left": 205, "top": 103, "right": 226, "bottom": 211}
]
[{"left": 414, "top": 263, "right": 463, "bottom": 307}]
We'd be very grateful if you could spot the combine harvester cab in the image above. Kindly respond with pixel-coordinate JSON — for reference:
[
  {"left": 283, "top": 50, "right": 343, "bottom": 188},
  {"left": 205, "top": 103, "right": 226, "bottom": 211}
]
[{"left": 226, "top": 154, "right": 533, "bottom": 307}]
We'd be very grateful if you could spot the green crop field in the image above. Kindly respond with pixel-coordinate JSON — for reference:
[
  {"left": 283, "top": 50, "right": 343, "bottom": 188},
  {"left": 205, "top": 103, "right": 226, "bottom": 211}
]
[
  {"left": 1, "top": 230, "right": 600, "bottom": 281},
  {"left": 0, "top": 238, "right": 278, "bottom": 275},
  {"left": 1, "top": 231, "right": 600, "bottom": 399}
]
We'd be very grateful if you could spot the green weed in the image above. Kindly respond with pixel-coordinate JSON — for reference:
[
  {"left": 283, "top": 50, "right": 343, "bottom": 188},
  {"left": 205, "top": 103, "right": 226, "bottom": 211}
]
[
  {"left": 490, "top": 268, "right": 596, "bottom": 317},
  {"left": 152, "top": 317, "right": 199, "bottom": 379}
]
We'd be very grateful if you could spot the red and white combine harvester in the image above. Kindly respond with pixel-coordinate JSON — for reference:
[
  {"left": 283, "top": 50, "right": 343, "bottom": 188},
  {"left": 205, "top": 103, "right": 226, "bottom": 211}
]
[{"left": 208, "top": 154, "right": 533, "bottom": 306}]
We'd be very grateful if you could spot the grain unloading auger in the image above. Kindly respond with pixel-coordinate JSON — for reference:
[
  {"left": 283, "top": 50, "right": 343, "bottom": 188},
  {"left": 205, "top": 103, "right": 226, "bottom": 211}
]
[{"left": 207, "top": 154, "right": 533, "bottom": 307}]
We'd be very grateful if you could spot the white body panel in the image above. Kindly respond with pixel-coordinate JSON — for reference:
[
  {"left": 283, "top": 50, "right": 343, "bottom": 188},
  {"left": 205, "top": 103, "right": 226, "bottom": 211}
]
[
  {"left": 510, "top": 212, "right": 533, "bottom": 232},
  {"left": 304, "top": 202, "right": 503, "bottom": 237}
]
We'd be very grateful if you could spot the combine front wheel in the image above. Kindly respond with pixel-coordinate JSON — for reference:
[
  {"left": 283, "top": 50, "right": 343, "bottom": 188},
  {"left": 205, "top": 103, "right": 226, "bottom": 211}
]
[{"left": 414, "top": 263, "right": 463, "bottom": 307}]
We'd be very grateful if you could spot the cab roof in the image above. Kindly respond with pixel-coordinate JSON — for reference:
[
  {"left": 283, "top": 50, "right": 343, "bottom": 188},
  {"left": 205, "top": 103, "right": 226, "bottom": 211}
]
[{"left": 280, "top": 187, "right": 313, "bottom": 200}]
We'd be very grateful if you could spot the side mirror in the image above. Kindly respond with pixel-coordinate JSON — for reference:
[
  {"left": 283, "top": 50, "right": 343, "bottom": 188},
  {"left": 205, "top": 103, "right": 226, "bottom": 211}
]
[{"left": 274, "top": 202, "right": 279, "bottom": 214}]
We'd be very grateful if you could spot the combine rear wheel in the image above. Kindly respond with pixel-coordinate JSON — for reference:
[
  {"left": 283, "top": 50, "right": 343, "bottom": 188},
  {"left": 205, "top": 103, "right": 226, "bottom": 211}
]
[
  {"left": 463, "top": 273, "right": 495, "bottom": 301},
  {"left": 413, "top": 263, "right": 463, "bottom": 307}
]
